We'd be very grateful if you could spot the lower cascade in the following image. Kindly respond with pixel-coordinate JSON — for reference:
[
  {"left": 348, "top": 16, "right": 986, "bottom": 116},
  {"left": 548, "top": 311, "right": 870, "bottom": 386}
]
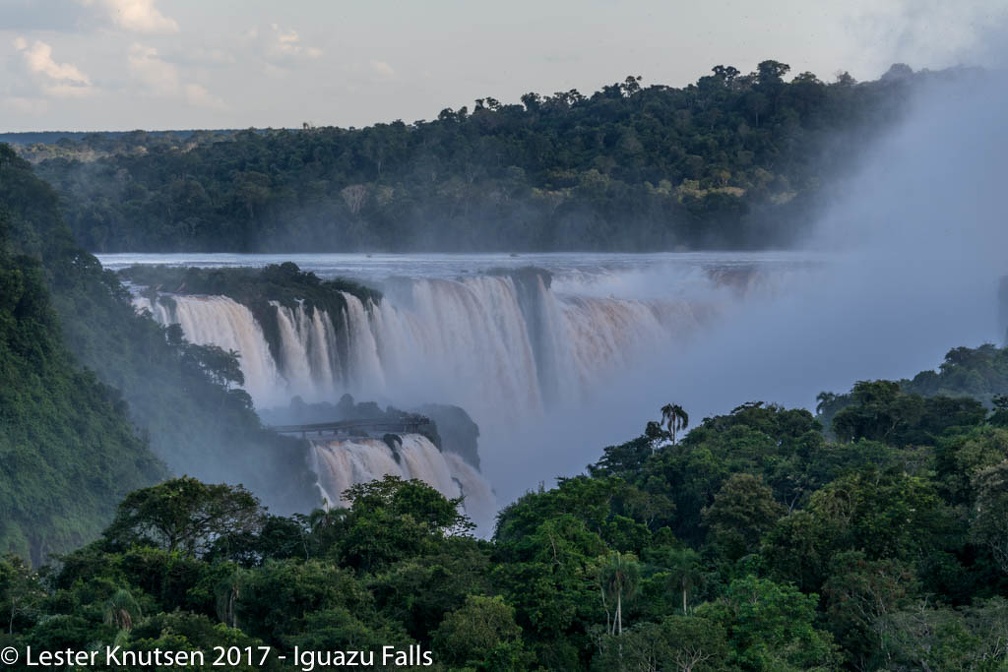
[{"left": 309, "top": 434, "right": 496, "bottom": 529}]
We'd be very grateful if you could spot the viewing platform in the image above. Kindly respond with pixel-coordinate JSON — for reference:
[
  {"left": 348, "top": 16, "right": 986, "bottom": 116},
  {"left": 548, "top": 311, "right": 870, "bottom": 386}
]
[{"left": 267, "top": 417, "right": 431, "bottom": 439}]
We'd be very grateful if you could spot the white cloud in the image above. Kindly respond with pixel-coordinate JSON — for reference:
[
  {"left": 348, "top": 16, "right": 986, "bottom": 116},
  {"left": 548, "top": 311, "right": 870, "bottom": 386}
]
[
  {"left": 128, "top": 43, "right": 224, "bottom": 109},
  {"left": 370, "top": 60, "right": 395, "bottom": 78},
  {"left": 79, "top": 0, "right": 178, "bottom": 34},
  {"left": 13, "top": 37, "right": 93, "bottom": 97},
  {"left": 247, "top": 24, "right": 322, "bottom": 67},
  {"left": 842, "top": 0, "right": 1008, "bottom": 74}
]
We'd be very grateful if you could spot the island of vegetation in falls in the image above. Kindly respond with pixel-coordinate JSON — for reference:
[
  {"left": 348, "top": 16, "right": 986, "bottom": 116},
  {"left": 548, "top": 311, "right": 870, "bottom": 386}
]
[
  {"left": 2, "top": 344, "right": 1008, "bottom": 670},
  {"left": 8, "top": 61, "right": 965, "bottom": 254},
  {"left": 122, "top": 262, "right": 383, "bottom": 393}
]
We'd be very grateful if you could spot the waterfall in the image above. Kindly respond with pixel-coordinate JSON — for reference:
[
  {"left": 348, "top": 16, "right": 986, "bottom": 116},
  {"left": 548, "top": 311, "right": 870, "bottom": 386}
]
[
  {"left": 309, "top": 434, "right": 496, "bottom": 529},
  {"left": 127, "top": 257, "right": 802, "bottom": 515},
  {"left": 138, "top": 270, "right": 715, "bottom": 428},
  {"left": 136, "top": 294, "right": 288, "bottom": 406}
]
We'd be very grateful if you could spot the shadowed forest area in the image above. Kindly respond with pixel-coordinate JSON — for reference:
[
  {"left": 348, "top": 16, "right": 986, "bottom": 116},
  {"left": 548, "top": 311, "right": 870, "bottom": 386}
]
[
  {"left": 8, "top": 61, "right": 961, "bottom": 253},
  {"left": 3, "top": 347, "right": 1008, "bottom": 670},
  {"left": 0, "top": 144, "right": 318, "bottom": 564}
]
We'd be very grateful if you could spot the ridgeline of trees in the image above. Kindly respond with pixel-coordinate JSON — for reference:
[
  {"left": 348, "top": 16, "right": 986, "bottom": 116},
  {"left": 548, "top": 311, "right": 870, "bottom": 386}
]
[
  {"left": 3, "top": 346, "right": 1008, "bottom": 670},
  {"left": 816, "top": 344, "right": 1008, "bottom": 435},
  {"left": 20, "top": 61, "right": 959, "bottom": 253}
]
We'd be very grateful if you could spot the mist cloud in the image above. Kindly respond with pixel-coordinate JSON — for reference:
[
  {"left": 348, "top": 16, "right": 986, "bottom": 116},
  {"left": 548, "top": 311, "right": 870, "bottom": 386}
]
[{"left": 484, "top": 64, "right": 1008, "bottom": 504}]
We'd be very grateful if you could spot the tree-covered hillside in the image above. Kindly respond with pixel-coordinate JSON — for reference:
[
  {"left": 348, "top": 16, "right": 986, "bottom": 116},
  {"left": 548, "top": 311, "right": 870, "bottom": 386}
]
[
  {"left": 0, "top": 147, "right": 165, "bottom": 563},
  {"left": 0, "top": 146, "right": 320, "bottom": 563},
  {"left": 25, "top": 62, "right": 958, "bottom": 253},
  {"left": 2, "top": 350, "right": 1007, "bottom": 670}
]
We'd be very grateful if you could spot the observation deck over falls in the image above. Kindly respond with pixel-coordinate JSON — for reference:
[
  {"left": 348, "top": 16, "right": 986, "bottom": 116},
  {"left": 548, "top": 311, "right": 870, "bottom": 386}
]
[{"left": 268, "top": 416, "right": 437, "bottom": 442}]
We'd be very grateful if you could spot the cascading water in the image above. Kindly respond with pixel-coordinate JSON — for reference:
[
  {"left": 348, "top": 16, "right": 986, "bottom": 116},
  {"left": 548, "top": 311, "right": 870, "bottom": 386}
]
[
  {"left": 135, "top": 294, "right": 287, "bottom": 404},
  {"left": 123, "top": 254, "right": 813, "bottom": 511},
  {"left": 137, "top": 269, "right": 722, "bottom": 428},
  {"left": 309, "top": 434, "right": 496, "bottom": 529}
]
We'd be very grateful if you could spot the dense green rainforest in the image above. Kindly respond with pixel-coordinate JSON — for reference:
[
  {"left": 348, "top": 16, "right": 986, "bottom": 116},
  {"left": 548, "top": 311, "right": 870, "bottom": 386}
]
[
  {"left": 2, "top": 62, "right": 1008, "bottom": 670},
  {"left": 0, "top": 145, "right": 318, "bottom": 565},
  {"left": 2, "top": 348, "right": 1008, "bottom": 670},
  {"left": 7, "top": 61, "right": 962, "bottom": 253}
]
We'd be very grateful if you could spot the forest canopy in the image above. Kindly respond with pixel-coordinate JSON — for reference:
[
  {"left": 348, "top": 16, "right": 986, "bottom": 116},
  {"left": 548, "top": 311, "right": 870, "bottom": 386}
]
[
  {"left": 11, "top": 61, "right": 968, "bottom": 253},
  {"left": 3, "top": 344, "right": 1008, "bottom": 670}
]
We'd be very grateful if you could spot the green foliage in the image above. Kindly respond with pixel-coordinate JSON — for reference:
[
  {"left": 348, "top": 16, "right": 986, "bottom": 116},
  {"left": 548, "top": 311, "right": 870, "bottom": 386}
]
[
  {"left": 102, "top": 477, "right": 265, "bottom": 559},
  {"left": 591, "top": 616, "right": 730, "bottom": 672},
  {"left": 807, "top": 469, "right": 953, "bottom": 563},
  {"left": 631, "top": 402, "right": 826, "bottom": 543},
  {"left": 822, "top": 551, "right": 917, "bottom": 668},
  {"left": 0, "top": 159, "right": 166, "bottom": 562},
  {"left": 698, "top": 575, "right": 839, "bottom": 671},
  {"left": 432, "top": 595, "right": 531, "bottom": 671},
  {"left": 335, "top": 476, "right": 474, "bottom": 572},
  {"left": 877, "top": 598, "right": 1008, "bottom": 671},
  {"left": 906, "top": 344, "right": 1008, "bottom": 402},
  {"left": 702, "top": 473, "right": 785, "bottom": 562},
  {"left": 369, "top": 537, "right": 492, "bottom": 645},
  {"left": 0, "top": 554, "right": 44, "bottom": 634},
  {"left": 492, "top": 513, "right": 607, "bottom": 668},
  {"left": 235, "top": 559, "right": 391, "bottom": 650},
  {"left": 970, "top": 461, "right": 1008, "bottom": 575},
  {"left": 24, "top": 63, "right": 942, "bottom": 253},
  {"left": 934, "top": 426, "right": 1008, "bottom": 504},
  {"left": 820, "top": 344, "right": 1008, "bottom": 433},
  {"left": 831, "top": 380, "right": 987, "bottom": 446}
]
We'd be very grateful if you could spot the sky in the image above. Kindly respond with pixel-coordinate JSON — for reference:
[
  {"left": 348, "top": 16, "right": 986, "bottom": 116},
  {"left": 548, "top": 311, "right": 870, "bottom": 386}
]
[{"left": 1, "top": 0, "right": 1006, "bottom": 132}]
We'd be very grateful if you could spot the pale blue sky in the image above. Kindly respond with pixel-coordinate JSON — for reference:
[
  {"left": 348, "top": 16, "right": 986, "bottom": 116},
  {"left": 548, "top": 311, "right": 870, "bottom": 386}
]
[{"left": 2, "top": 0, "right": 1005, "bottom": 131}]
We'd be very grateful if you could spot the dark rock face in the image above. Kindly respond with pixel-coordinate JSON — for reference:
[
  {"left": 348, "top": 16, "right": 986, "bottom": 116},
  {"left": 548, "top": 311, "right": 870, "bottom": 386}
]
[{"left": 415, "top": 404, "right": 482, "bottom": 470}]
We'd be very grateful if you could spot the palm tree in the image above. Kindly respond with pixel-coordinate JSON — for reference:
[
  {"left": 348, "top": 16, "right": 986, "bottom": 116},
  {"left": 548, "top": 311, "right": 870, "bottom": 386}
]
[
  {"left": 103, "top": 588, "right": 142, "bottom": 632},
  {"left": 815, "top": 391, "right": 837, "bottom": 416},
  {"left": 599, "top": 551, "right": 641, "bottom": 636},
  {"left": 666, "top": 547, "right": 704, "bottom": 615},
  {"left": 661, "top": 403, "right": 689, "bottom": 445}
]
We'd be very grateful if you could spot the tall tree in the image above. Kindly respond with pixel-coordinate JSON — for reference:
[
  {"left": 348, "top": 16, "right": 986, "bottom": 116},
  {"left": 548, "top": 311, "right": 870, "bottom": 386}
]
[
  {"left": 661, "top": 403, "right": 690, "bottom": 446},
  {"left": 598, "top": 551, "right": 641, "bottom": 636}
]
